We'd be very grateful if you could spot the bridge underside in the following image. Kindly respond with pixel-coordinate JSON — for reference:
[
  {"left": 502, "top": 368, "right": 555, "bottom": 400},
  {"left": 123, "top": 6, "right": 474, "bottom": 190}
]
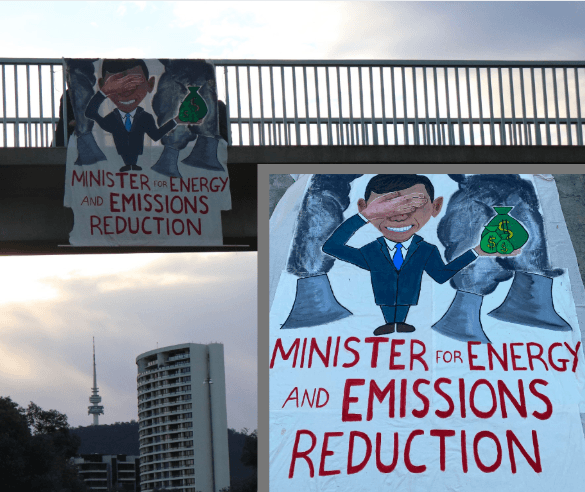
[{"left": 0, "top": 145, "right": 582, "bottom": 254}]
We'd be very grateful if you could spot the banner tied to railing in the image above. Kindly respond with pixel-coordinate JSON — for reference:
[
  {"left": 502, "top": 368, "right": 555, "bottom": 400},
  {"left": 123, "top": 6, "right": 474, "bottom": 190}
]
[
  {"left": 269, "top": 173, "right": 585, "bottom": 491},
  {"left": 64, "top": 58, "right": 231, "bottom": 246}
]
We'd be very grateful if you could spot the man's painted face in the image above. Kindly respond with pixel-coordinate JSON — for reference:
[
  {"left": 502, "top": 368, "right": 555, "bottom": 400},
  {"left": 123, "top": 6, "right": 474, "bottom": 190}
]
[
  {"left": 100, "top": 66, "right": 154, "bottom": 113},
  {"left": 364, "top": 184, "right": 443, "bottom": 242}
]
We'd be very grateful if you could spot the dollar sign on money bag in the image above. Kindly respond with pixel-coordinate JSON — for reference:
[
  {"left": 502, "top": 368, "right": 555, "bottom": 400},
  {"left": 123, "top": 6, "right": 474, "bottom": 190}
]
[
  {"left": 482, "top": 206, "right": 529, "bottom": 252},
  {"left": 178, "top": 86, "right": 208, "bottom": 123},
  {"left": 496, "top": 239, "right": 513, "bottom": 255},
  {"left": 480, "top": 226, "right": 501, "bottom": 253}
]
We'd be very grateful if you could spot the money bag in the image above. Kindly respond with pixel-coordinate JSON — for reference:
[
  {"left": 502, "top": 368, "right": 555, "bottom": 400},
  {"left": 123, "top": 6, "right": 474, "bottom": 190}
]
[
  {"left": 178, "top": 86, "right": 208, "bottom": 123},
  {"left": 480, "top": 206, "right": 529, "bottom": 254}
]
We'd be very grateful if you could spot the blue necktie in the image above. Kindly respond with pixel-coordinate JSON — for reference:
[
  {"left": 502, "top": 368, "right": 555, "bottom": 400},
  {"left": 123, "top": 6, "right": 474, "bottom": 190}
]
[
  {"left": 393, "top": 243, "right": 403, "bottom": 270},
  {"left": 125, "top": 114, "right": 132, "bottom": 131}
]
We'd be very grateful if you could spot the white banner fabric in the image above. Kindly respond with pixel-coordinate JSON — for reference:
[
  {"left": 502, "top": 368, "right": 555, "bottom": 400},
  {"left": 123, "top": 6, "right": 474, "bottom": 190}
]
[{"left": 269, "top": 173, "right": 585, "bottom": 491}]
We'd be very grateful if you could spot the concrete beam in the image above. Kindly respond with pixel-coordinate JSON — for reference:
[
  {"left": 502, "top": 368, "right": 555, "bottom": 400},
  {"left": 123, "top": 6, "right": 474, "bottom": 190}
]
[
  {"left": 2, "top": 145, "right": 585, "bottom": 166},
  {"left": 228, "top": 144, "right": 585, "bottom": 164},
  {"left": 0, "top": 149, "right": 256, "bottom": 254}
]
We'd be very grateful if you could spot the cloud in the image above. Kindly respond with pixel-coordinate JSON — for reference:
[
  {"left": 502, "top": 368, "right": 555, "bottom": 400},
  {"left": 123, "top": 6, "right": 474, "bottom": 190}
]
[
  {"left": 172, "top": 1, "right": 345, "bottom": 59},
  {"left": 0, "top": 253, "right": 257, "bottom": 430}
]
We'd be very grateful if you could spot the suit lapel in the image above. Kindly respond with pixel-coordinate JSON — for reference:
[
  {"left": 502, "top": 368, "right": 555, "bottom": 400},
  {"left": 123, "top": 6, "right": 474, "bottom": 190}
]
[
  {"left": 402, "top": 235, "right": 422, "bottom": 267},
  {"left": 376, "top": 237, "right": 398, "bottom": 271}
]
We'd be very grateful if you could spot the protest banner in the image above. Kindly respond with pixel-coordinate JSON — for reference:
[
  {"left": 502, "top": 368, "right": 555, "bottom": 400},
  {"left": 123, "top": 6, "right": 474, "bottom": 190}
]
[
  {"left": 64, "top": 58, "right": 231, "bottom": 246},
  {"left": 270, "top": 174, "right": 585, "bottom": 490}
]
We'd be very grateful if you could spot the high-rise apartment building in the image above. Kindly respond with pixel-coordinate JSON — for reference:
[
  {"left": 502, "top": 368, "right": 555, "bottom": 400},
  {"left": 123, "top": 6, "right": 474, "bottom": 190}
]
[{"left": 136, "top": 343, "right": 230, "bottom": 492}]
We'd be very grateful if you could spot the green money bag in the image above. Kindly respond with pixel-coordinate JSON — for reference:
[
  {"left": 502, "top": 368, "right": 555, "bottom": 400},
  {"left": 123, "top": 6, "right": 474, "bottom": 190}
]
[
  {"left": 483, "top": 206, "right": 529, "bottom": 251},
  {"left": 480, "top": 226, "right": 501, "bottom": 254},
  {"left": 178, "top": 86, "right": 208, "bottom": 124}
]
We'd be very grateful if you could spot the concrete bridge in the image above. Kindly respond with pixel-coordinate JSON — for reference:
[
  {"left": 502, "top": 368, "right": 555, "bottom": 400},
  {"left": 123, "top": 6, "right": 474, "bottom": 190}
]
[{"left": 1, "top": 58, "right": 585, "bottom": 254}]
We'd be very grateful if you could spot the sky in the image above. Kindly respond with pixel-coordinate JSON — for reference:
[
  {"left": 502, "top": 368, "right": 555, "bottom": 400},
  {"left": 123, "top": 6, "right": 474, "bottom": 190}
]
[
  {"left": 0, "top": 252, "right": 257, "bottom": 430},
  {"left": 1, "top": 0, "right": 584, "bottom": 429},
  {"left": 1, "top": 2, "right": 585, "bottom": 60}
]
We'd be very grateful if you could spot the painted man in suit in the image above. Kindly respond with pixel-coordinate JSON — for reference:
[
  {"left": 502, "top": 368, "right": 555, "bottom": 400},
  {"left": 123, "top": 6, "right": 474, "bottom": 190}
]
[
  {"left": 85, "top": 59, "right": 183, "bottom": 172},
  {"left": 323, "top": 174, "right": 506, "bottom": 336}
]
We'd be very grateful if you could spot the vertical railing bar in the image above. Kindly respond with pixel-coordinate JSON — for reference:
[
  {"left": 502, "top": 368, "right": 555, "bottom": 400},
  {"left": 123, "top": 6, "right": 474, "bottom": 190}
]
[
  {"left": 423, "top": 67, "right": 430, "bottom": 145},
  {"left": 2, "top": 65, "right": 6, "bottom": 147},
  {"left": 258, "top": 66, "right": 265, "bottom": 146},
  {"left": 465, "top": 67, "right": 474, "bottom": 145},
  {"left": 291, "top": 67, "right": 300, "bottom": 145},
  {"left": 401, "top": 66, "right": 409, "bottom": 145},
  {"left": 61, "top": 60, "right": 68, "bottom": 147},
  {"left": 325, "top": 67, "right": 333, "bottom": 145},
  {"left": 235, "top": 66, "right": 243, "bottom": 145},
  {"left": 542, "top": 68, "right": 551, "bottom": 145},
  {"left": 314, "top": 67, "right": 322, "bottom": 146},
  {"left": 269, "top": 67, "right": 277, "bottom": 146},
  {"left": 336, "top": 66, "right": 344, "bottom": 145},
  {"left": 379, "top": 68, "right": 388, "bottom": 145},
  {"left": 444, "top": 67, "right": 453, "bottom": 145},
  {"left": 412, "top": 67, "right": 420, "bottom": 145},
  {"left": 476, "top": 67, "right": 485, "bottom": 145},
  {"left": 575, "top": 68, "right": 583, "bottom": 146},
  {"left": 391, "top": 67, "right": 398, "bottom": 145},
  {"left": 508, "top": 68, "right": 518, "bottom": 145},
  {"left": 347, "top": 67, "right": 355, "bottom": 145},
  {"left": 223, "top": 66, "right": 233, "bottom": 146},
  {"left": 433, "top": 67, "right": 441, "bottom": 146},
  {"left": 497, "top": 67, "right": 506, "bottom": 145},
  {"left": 520, "top": 68, "right": 528, "bottom": 145},
  {"left": 38, "top": 65, "right": 44, "bottom": 147},
  {"left": 50, "top": 64, "right": 56, "bottom": 147},
  {"left": 358, "top": 66, "right": 366, "bottom": 144},
  {"left": 454, "top": 67, "right": 464, "bottom": 144},
  {"left": 335, "top": 66, "right": 344, "bottom": 145},
  {"left": 531, "top": 68, "right": 541, "bottom": 145},
  {"left": 487, "top": 67, "right": 496, "bottom": 145},
  {"left": 246, "top": 66, "right": 254, "bottom": 146},
  {"left": 563, "top": 67, "right": 572, "bottom": 146},
  {"left": 369, "top": 66, "right": 378, "bottom": 145},
  {"left": 14, "top": 65, "right": 19, "bottom": 147},
  {"left": 26, "top": 65, "right": 32, "bottom": 147},
  {"left": 552, "top": 67, "right": 561, "bottom": 144},
  {"left": 302, "top": 66, "right": 310, "bottom": 145},
  {"left": 280, "top": 66, "right": 289, "bottom": 145}
]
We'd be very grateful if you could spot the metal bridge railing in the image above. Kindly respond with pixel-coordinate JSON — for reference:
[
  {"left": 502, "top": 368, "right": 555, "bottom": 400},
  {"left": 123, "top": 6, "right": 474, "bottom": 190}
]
[{"left": 1, "top": 58, "right": 584, "bottom": 148}]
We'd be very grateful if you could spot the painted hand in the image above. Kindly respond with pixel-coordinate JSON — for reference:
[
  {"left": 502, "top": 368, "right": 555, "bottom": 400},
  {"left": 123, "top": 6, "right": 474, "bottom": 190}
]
[
  {"left": 360, "top": 192, "right": 427, "bottom": 222},
  {"left": 101, "top": 73, "right": 144, "bottom": 97}
]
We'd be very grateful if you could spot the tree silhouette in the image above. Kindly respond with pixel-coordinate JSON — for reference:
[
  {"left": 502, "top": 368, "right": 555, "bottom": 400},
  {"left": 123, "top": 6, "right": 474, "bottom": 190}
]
[
  {"left": 0, "top": 396, "right": 87, "bottom": 492},
  {"left": 220, "top": 428, "right": 257, "bottom": 492}
]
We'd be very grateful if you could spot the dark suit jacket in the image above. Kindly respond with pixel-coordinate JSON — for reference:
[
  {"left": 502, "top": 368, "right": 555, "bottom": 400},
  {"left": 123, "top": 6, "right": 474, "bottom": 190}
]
[
  {"left": 322, "top": 214, "right": 476, "bottom": 306},
  {"left": 85, "top": 92, "right": 177, "bottom": 157}
]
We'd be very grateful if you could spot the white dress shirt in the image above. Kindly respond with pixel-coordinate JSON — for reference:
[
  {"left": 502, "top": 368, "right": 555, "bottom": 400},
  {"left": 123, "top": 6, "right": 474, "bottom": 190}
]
[{"left": 117, "top": 107, "right": 137, "bottom": 126}]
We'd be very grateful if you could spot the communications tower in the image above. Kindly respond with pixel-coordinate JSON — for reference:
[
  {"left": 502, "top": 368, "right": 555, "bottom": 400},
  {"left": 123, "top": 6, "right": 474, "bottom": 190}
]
[{"left": 88, "top": 337, "right": 104, "bottom": 425}]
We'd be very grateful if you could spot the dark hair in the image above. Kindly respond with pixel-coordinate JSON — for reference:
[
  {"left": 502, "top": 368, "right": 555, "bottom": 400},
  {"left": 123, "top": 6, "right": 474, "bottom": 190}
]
[
  {"left": 101, "top": 59, "right": 149, "bottom": 79},
  {"left": 364, "top": 174, "right": 435, "bottom": 202}
]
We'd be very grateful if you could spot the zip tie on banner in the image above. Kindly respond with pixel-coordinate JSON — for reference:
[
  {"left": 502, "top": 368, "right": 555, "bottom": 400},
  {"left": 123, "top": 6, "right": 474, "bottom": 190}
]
[{"left": 534, "top": 174, "right": 555, "bottom": 181}]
